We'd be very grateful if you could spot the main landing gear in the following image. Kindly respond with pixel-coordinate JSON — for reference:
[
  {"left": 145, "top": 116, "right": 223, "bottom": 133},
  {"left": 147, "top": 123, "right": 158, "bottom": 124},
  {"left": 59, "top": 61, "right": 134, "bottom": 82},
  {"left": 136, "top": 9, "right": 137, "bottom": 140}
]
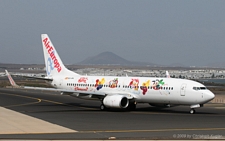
[
  {"left": 127, "top": 102, "right": 137, "bottom": 111},
  {"left": 100, "top": 104, "right": 106, "bottom": 111},
  {"left": 189, "top": 108, "right": 195, "bottom": 114}
]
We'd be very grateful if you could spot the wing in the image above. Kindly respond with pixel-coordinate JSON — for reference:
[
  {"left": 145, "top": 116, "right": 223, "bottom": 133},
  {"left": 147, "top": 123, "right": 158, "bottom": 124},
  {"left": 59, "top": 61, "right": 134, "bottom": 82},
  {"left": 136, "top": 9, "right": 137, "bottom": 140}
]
[
  {"left": 23, "top": 86, "right": 135, "bottom": 99},
  {"left": 23, "top": 86, "right": 105, "bottom": 96}
]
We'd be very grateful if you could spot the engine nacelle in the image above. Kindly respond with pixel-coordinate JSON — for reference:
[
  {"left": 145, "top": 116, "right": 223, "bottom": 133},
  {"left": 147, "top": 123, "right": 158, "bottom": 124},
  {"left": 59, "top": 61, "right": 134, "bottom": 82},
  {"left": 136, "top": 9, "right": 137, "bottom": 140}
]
[{"left": 103, "top": 95, "right": 129, "bottom": 108}]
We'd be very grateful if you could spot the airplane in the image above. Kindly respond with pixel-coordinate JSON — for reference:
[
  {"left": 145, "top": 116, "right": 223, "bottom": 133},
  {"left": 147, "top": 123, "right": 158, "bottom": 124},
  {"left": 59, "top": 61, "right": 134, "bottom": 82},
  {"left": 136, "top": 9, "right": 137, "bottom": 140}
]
[{"left": 5, "top": 34, "right": 215, "bottom": 114}]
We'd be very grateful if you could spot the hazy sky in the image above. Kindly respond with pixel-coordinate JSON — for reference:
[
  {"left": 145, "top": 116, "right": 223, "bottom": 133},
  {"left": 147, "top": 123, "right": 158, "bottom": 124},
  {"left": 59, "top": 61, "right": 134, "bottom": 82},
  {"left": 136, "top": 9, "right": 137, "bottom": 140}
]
[{"left": 0, "top": 0, "right": 225, "bottom": 66}]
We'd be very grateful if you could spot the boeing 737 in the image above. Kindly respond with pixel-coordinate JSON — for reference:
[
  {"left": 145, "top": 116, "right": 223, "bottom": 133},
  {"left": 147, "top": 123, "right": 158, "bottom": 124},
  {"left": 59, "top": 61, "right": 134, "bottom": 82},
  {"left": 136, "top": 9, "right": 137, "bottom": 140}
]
[{"left": 6, "top": 34, "right": 215, "bottom": 114}]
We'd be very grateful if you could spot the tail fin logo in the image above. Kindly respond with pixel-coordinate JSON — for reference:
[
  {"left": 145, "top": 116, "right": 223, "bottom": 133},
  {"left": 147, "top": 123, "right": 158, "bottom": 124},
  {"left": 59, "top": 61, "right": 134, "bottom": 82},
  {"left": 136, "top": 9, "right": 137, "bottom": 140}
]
[
  {"left": 47, "top": 57, "right": 54, "bottom": 75},
  {"left": 43, "top": 38, "right": 62, "bottom": 73}
]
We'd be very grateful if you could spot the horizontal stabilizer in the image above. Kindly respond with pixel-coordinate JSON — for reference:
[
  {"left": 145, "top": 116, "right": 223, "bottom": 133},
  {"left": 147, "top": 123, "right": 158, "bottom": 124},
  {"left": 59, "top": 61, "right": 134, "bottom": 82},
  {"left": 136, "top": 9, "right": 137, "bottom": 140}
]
[{"left": 12, "top": 74, "right": 53, "bottom": 81}]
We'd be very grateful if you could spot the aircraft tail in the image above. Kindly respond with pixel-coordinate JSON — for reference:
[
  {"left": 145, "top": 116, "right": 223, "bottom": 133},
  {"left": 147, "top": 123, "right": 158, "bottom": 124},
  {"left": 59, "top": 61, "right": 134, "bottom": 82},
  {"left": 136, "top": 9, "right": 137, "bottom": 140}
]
[
  {"left": 41, "top": 34, "right": 79, "bottom": 77},
  {"left": 5, "top": 70, "right": 19, "bottom": 88}
]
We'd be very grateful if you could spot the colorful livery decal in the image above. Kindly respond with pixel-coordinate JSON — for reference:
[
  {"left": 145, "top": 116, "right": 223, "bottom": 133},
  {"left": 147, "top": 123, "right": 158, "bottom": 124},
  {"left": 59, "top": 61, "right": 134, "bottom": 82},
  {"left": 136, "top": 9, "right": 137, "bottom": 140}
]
[
  {"left": 95, "top": 78, "right": 105, "bottom": 90},
  {"left": 129, "top": 78, "right": 139, "bottom": 90},
  {"left": 140, "top": 80, "right": 150, "bottom": 95},
  {"left": 78, "top": 77, "right": 88, "bottom": 83},
  {"left": 74, "top": 86, "right": 88, "bottom": 91},
  {"left": 152, "top": 79, "right": 165, "bottom": 90},
  {"left": 109, "top": 78, "right": 118, "bottom": 88}
]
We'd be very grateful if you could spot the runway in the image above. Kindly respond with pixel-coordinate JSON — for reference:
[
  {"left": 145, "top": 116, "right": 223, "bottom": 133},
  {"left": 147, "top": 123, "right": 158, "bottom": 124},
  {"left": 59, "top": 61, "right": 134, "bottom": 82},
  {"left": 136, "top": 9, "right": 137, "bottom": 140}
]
[{"left": 0, "top": 88, "right": 225, "bottom": 140}]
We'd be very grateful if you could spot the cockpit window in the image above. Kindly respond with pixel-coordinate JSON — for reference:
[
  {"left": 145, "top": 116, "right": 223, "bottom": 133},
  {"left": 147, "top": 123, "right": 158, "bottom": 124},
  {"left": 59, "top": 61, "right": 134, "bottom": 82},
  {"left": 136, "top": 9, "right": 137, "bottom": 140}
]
[
  {"left": 193, "top": 87, "right": 207, "bottom": 90},
  {"left": 200, "top": 87, "right": 206, "bottom": 90}
]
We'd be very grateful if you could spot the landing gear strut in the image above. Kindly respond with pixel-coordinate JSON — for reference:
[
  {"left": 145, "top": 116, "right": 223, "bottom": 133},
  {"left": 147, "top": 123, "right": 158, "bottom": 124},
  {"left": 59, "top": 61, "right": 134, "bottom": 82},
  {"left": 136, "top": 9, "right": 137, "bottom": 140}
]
[{"left": 127, "top": 102, "right": 137, "bottom": 111}]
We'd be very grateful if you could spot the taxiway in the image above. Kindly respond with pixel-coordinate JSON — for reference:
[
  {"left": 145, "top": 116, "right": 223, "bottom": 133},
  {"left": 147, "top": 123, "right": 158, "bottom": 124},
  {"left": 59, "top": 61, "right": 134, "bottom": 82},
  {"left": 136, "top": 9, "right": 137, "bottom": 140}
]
[{"left": 0, "top": 88, "right": 224, "bottom": 140}]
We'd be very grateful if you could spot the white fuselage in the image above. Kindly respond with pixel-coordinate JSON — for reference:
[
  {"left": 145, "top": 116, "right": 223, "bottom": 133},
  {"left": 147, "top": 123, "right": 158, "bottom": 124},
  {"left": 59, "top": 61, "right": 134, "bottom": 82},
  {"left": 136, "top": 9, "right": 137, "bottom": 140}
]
[{"left": 50, "top": 75, "right": 214, "bottom": 106}]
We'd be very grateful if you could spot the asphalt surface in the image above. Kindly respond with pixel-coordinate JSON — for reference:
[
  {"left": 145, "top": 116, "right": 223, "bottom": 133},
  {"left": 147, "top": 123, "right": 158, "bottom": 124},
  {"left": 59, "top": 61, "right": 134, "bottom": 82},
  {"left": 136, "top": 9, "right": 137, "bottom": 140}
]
[{"left": 0, "top": 88, "right": 225, "bottom": 140}]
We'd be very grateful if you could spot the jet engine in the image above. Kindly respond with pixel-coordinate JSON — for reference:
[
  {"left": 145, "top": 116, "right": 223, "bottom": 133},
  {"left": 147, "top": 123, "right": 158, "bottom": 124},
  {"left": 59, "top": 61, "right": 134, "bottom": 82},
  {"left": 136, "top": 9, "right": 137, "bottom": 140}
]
[{"left": 103, "top": 95, "right": 129, "bottom": 108}]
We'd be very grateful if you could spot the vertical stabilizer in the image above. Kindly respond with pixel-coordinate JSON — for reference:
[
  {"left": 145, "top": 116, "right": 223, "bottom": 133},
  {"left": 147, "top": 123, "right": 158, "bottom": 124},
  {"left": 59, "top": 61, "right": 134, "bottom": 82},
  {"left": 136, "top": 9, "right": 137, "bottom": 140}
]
[{"left": 41, "top": 34, "right": 79, "bottom": 77}]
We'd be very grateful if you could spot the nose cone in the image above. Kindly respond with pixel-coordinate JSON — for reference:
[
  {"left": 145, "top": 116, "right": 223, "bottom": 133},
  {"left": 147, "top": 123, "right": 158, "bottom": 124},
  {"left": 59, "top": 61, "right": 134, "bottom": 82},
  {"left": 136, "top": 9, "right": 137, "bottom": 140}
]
[{"left": 204, "top": 91, "right": 215, "bottom": 102}]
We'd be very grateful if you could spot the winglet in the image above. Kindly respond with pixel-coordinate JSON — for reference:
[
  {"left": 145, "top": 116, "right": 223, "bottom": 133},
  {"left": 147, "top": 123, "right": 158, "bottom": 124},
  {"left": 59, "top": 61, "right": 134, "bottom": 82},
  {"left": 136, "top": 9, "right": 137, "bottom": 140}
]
[
  {"left": 166, "top": 71, "right": 170, "bottom": 78},
  {"left": 5, "top": 70, "right": 19, "bottom": 88}
]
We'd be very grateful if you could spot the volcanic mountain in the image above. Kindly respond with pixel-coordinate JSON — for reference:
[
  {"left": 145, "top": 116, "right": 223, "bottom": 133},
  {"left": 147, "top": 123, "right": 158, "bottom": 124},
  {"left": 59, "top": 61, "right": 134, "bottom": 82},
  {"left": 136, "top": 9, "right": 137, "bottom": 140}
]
[{"left": 77, "top": 51, "right": 156, "bottom": 66}]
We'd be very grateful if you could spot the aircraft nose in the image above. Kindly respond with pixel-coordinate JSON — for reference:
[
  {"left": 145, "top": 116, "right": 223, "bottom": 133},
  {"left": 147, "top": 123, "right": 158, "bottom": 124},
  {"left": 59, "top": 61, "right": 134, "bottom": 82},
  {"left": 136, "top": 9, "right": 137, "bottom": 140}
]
[{"left": 204, "top": 91, "right": 215, "bottom": 102}]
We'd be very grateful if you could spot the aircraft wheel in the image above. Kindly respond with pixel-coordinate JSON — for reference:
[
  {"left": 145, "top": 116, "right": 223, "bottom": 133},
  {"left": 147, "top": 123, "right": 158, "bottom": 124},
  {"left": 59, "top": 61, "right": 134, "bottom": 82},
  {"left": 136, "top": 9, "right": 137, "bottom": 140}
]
[
  {"left": 190, "top": 109, "right": 195, "bottom": 114},
  {"left": 100, "top": 104, "right": 106, "bottom": 111}
]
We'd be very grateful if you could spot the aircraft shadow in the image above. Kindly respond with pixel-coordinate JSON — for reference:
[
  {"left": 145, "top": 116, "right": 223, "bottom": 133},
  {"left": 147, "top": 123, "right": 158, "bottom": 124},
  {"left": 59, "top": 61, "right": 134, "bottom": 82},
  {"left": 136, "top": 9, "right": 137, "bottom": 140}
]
[{"left": 25, "top": 103, "right": 218, "bottom": 115}]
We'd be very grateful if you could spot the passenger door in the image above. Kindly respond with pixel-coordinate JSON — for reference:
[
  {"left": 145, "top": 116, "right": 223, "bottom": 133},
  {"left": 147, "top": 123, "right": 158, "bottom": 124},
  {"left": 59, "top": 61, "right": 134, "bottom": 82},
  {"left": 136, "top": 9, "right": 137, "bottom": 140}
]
[{"left": 180, "top": 84, "right": 187, "bottom": 96}]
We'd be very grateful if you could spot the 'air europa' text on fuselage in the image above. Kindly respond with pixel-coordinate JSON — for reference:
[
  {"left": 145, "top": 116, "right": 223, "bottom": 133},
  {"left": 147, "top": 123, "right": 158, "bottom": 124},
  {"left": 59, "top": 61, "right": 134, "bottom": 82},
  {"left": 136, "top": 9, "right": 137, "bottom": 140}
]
[{"left": 43, "top": 38, "right": 62, "bottom": 73}]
